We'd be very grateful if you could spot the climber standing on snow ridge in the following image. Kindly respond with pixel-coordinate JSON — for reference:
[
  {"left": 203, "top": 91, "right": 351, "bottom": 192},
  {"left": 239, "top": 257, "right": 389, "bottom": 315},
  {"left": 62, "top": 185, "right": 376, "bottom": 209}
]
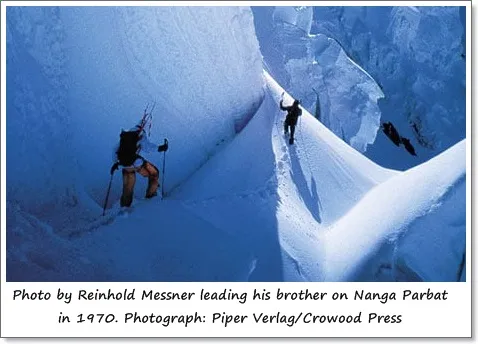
[
  {"left": 110, "top": 108, "right": 168, "bottom": 208},
  {"left": 280, "top": 93, "right": 302, "bottom": 145}
]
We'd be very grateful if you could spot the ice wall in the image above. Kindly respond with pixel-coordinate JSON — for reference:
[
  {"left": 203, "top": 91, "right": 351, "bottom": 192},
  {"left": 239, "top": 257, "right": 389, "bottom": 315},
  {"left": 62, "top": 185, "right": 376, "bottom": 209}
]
[
  {"left": 272, "top": 6, "right": 313, "bottom": 34},
  {"left": 6, "top": 7, "right": 77, "bottom": 219},
  {"left": 252, "top": 6, "right": 383, "bottom": 153},
  {"left": 6, "top": 6, "right": 264, "bottom": 228},
  {"left": 312, "top": 6, "right": 466, "bottom": 169}
]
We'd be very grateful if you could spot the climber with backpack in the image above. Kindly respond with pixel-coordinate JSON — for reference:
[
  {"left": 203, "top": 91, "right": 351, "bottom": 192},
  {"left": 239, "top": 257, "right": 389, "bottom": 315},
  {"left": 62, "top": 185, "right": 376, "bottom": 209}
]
[
  {"left": 280, "top": 93, "right": 302, "bottom": 145},
  {"left": 109, "top": 109, "right": 168, "bottom": 208},
  {"left": 380, "top": 121, "right": 418, "bottom": 157}
]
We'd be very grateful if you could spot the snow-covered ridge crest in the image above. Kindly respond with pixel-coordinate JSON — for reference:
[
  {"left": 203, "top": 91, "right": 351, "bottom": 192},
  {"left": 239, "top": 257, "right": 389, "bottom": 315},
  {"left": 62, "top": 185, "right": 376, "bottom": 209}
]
[
  {"left": 253, "top": 6, "right": 384, "bottom": 153},
  {"left": 324, "top": 139, "right": 466, "bottom": 282}
]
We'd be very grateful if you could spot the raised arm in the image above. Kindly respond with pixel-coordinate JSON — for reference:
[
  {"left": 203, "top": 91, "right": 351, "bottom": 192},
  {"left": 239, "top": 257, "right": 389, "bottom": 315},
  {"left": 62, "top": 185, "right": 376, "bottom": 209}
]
[{"left": 280, "top": 100, "right": 291, "bottom": 111}]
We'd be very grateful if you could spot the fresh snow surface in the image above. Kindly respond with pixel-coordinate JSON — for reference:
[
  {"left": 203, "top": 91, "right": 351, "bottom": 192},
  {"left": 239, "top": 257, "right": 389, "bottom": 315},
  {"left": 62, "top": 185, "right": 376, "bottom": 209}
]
[
  {"left": 6, "top": 6, "right": 466, "bottom": 282},
  {"left": 7, "top": 67, "right": 465, "bottom": 282},
  {"left": 323, "top": 139, "right": 465, "bottom": 282}
]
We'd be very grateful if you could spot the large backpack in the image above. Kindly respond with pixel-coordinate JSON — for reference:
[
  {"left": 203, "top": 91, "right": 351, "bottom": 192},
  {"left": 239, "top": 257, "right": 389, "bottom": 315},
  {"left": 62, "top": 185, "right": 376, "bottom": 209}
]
[
  {"left": 288, "top": 106, "right": 302, "bottom": 125},
  {"left": 117, "top": 130, "right": 141, "bottom": 166}
]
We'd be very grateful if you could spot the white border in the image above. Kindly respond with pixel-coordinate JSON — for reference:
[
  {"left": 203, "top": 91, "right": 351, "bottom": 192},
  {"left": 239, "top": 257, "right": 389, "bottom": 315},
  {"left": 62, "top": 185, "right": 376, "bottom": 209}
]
[
  {"left": 0, "top": 282, "right": 472, "bottom": 337},
  {"left": 0, "top": 0, "right": 472, "bottom": 339}
]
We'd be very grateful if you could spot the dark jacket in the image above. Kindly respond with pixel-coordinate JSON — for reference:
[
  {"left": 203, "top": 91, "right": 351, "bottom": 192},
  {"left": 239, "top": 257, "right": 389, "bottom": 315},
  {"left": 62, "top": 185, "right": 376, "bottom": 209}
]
[
  {"left": 280, "top": 100, "right": 302, "bottom": 126},
  {"left": 382, "top": 122, "right": 401, "bottom": 146},
  {"left": 401, "top": 137, "right": 417, "bottom": 156}
]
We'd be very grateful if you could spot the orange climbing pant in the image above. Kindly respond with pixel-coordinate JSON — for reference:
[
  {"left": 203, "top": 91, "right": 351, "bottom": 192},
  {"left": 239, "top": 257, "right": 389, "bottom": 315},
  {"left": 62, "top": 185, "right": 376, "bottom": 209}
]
[{"left": 120, "top": 160, "right": 159, "bottom": 207}]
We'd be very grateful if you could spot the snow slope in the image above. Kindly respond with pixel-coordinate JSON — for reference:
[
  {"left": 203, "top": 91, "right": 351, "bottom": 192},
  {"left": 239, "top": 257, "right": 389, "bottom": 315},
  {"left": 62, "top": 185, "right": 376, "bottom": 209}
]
[
  {"left": 174, "top": 72, "right": 465, "bottom": 282},
  {"left": 6, "top": 6, "right": 466, "bottom": 282},
  {"left": 324, "top": 139, "right": 466, "bottom": 282},
  {"left": 7, "top": 71, "right": 465, "bottom": 282},
  {"left": 172, "top": 72, "right": 397, "bottom": 281},
  {"left": 7, "top": 199, "right": 255, "bottom": 282}
]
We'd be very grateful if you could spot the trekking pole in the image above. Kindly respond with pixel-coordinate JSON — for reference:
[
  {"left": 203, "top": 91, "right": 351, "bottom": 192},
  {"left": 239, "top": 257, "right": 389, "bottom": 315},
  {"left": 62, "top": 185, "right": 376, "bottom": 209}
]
[
  {"left": 102, "top": 173, "right": 114, "bottom": 216},
  {"left": 161, "top": 138, "right": 168, "bottom": 199}
]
